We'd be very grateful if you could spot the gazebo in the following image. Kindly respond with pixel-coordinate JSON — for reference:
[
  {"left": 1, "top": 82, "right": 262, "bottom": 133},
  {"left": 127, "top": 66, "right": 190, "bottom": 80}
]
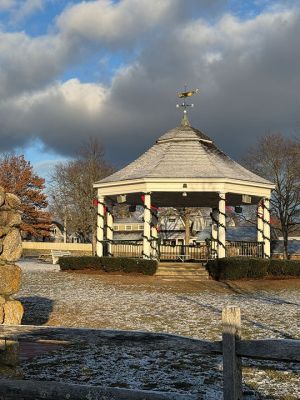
[{"left": 94, "top": 110, "right": 274, "bottom": 260}]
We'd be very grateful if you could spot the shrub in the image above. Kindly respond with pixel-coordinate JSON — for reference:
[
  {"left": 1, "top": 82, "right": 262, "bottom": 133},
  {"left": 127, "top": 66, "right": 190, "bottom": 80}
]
[
  {"left": 59, "top": 256, "right": 102, "bottom": 271},
  {"left": 207, "top": 257, "right": 268, "bottom": 280},
  {"left": 247, "top": 258, "right": 269, "bottom": 278},
  {"left": 101, "top": 257, "right": 157, "bottom": 275},
  {"left": 219, "top": 257, "right": 250, "bottom": 280},
  {"left": 59, "top": 256, "right": 158, "bottom": 275},
  {"left": 206, "top": 259, "right": 219, "bottom": 279},
  {"left": 100, "top": 256, "right": 123, "bottom": 272},
  {"left": 206, "top": 257, "right": 300, "bottom": 280},
  {"left": 268, "top": 259, "right": 300, "bottom": 277}
]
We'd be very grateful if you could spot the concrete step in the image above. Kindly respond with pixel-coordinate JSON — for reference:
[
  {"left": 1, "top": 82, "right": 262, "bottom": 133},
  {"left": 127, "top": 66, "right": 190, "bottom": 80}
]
[
  {"left": 157, "top": 276, "right": 209, "bottom": 279},
  {"left": 155, "top": 262, "right": 210, "bottom": 280},
  {"left": 159, "top": 263, "right": 206, "bottom": 267},
  {"left": 156, "top": 268, "right": 208, "bottom": 273},
  {"left": 158, "top": 272, "right": 209, "bottom": 275},
  {"left": 157, "top": 266, "right": 207, "bottom": 271},
  {"left": 157, "top": 266, "right": 208, "bottom": 272},
  {"left": 158, "top": 263, "right": 207, "bottom": 268},
  {"left": 159, "top": 275, "right": 210, "bottom": 281}
]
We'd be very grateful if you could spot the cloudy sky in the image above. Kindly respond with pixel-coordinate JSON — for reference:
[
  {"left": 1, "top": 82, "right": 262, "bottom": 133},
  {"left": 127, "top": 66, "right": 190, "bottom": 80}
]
[{"left": 0, "top": 0, "right": 300, "bottom": 180}]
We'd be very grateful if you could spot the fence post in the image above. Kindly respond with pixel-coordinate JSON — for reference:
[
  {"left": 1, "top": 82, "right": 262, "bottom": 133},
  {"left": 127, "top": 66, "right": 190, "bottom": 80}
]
[{"left": 222, "top": 306, "right": 242, "bottom": 400}]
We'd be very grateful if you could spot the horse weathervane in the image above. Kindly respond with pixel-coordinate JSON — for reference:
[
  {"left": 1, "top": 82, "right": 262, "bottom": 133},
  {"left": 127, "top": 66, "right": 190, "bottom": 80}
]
[{"left": 176, "top": 86, "right": 199, "bottom": 126}]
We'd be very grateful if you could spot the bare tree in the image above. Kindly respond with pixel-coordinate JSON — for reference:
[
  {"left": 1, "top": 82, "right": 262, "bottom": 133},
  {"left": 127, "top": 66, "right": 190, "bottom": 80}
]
[
  {"left": 50, "top": 137, "right": 114, "bottom": 251},
  {"left": 159, "top": 207, "right": 206, "bottom": 245},
  {"left": 244, "top": 133, "right": 300, "bottom": 258},
  {"left": 177, "top": 208, "right": 193, "bottom": 245}
]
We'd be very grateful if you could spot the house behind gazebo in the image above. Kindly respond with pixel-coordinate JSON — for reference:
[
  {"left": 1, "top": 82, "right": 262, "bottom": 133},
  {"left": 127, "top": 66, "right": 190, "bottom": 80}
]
[{"left": 94, "top": 116, "right": 274, "bottom": 261}]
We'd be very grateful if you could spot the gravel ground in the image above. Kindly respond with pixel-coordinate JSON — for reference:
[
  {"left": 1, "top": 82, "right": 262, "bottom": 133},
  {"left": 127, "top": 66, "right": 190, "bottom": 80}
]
[{"left": 13, "top": 261, "right": 300, "bottom": 399}]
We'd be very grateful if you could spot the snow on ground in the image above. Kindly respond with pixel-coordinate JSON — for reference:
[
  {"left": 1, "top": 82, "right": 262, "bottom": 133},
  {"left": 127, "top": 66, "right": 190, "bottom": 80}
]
[{"left": 15, "top": 261, "right": 300, "bottom": 399}]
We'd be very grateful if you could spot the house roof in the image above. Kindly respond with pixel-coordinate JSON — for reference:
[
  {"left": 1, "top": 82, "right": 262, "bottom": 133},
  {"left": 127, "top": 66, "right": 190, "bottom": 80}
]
[
  {"left": 272, "top": 240, "right": 300, "bottom": 254},
  {"left": 97, "top": 123, "right": 272, "bottom": 185},
  {"left": 196, "top": 226, "right": 258, "bottom": 242}
]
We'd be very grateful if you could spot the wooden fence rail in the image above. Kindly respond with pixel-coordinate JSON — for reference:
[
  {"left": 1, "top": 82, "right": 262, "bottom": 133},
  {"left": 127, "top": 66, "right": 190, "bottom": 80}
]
[{"left": 0, "top": 307, "right": 299, "bottom": 400}]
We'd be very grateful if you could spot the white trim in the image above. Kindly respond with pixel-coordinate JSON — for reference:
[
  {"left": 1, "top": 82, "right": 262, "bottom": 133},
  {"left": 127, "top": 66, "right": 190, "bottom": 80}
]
[
  {"left": 94, "top": 177, "right": 273, "bottom": 199},
  {"left": 94, "top": 176, "right": 274, "bottom": 189}
]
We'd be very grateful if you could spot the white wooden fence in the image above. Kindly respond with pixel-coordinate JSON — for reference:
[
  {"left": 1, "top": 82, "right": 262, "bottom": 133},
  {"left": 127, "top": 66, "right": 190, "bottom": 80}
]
[{"left": 0, "top": 307, "right": 299, "bottom": 400}]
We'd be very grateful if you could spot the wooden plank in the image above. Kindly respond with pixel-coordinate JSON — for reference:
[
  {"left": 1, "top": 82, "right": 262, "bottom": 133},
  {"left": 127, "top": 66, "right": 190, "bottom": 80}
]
[
  {"left": 0, "top": 325, "right": 222, "bottom": 354},
  {"left": 237, "top": 339, "right": 300, "bottom": 362},
  {"left": 222, "top": 306, "right": 243, "bottom": 400},
  {"left": 0, "top": 379, "right": 198, "bottom": 400}
]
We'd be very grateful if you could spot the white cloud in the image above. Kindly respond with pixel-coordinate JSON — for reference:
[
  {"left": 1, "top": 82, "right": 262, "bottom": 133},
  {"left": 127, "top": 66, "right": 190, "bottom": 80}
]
[
  {"left": 0, "top": 0, "right": 16, "bottom": 11},
  {"left": 0, "top": 0, "right": 300, "bottom": 164},
  {"left": 57, "top": 0, "right": 176, "bottom": 47},
  {"left": 13, "top": 0, "right": 43, "bottom": 22},
  {"left": 0, "top": 79, "right": 108, "bottom": 152},
  {"left": 0, "top": 0, "right": 43, "bottom": 20},
  {"left": 0, "top": 31, "right": 70, "bottom": 99},
  {"left": 0, "top": 0, "right": 178, "bottom": 100}
]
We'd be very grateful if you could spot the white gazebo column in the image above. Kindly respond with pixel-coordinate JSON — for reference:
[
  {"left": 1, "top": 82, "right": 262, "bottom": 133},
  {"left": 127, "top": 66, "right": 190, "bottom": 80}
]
[
  {"left": 257, "top": 201, "right": 264, "bottom": 242},
  {"left": 151, "top": 211, "right": 158, "bottom": 259},
  {"left": 143, "top": 193, "right": 152, "bottom": 259},
  {"left": 217, "top": 193, "right": 226, "bottom": 258},
  {"left": 210, "top": 208, "right": 218, "bottom": 258},
  {"left": 263, "top": 198, "right": 271, "bottom": 258},
  {"left": 96, "top": 193, "right": 105, "bottom": 257},
  {"left": 106, "top": 202, "right": 114, "bottom": 257}
]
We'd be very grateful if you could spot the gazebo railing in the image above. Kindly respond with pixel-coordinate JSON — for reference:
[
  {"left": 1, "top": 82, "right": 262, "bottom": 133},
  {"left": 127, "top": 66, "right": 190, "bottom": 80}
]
[
  {"left": 104, "top": 240, "right": 264, "bottom": 260},
  {"left": 159, "top": 243, "right": 210, "bottom": 262},
  {"left": 226, "top": 241, "right": 264, "bottom": 258}
]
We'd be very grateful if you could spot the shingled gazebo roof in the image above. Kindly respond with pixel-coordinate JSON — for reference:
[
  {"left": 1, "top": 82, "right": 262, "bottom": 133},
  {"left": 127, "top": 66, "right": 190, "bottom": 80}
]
[
  {"left": 94, "top": 118, "right": 274, "bottom": 209},
  {"left": 98, "top": 124, "right": 271, "bottom": 185}
]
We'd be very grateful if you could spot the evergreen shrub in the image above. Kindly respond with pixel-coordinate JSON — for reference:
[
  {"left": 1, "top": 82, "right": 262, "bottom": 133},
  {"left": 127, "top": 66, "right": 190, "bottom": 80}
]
[
  {"left": 101, "top": 257, "right": 157, "bottom": 275},
  {"left": 59, "top": 256, "right": 102, "bottom": 271},
  {"left": 268, "top": 259, "right": 300, "bottom": 277},
  {"left": 205, "top": 257, "right": 300, "bottom": 280},
  {"left": 59, "top": 256, "right": 157, "bottom": 275},
  {"left": 248, "top": 258, "right": 270, "bottom": 278}
]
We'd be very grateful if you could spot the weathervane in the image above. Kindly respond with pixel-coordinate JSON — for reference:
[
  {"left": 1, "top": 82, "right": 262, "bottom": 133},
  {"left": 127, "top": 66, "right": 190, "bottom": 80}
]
[{"left": 176, "top": 85, "right": 199, "bottom": 126}]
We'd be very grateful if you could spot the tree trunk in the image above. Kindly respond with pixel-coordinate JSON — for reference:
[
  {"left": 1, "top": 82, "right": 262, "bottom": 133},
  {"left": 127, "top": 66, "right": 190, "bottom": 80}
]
[
  {"left": 92, "top": 228, "right": 96, "bottom": 256},
  {"left": 184, "top": 212, "right": 190, "bottom": 245},
  {"left": 283, "top": 230, "right": 289, "bottom": 259}
]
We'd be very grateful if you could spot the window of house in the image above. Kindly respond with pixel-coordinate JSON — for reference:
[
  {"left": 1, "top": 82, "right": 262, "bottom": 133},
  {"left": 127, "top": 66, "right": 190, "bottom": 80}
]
[
  {"left": 169, "top": 218, "right": 176, "bottom": 223},
  {"left": 125, "top": 225, "right": 132, "bottom": 230},
  {"left": 138, "top": 225, "right": 144, "bottom": 230},
  {"left": 163, "top": 239, "right": 176, "bottom": 246},
  {"left": 114, "top": 226, "right": 119, "bottom": 231}
]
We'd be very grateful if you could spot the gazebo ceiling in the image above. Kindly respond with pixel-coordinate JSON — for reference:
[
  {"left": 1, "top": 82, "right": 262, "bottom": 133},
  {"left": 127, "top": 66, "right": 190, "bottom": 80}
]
[
  {"left": 106, "top": 191, "right": 262, "bottom": 208},
  {"left": 96, "top": 123, "right": 272, "bottom": 187}
]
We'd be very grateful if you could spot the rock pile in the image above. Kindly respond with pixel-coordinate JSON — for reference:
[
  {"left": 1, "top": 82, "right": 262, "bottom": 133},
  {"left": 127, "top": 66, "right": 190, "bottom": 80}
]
[{"left": 0, "top": 186, "right": 23, "bottom": 371}]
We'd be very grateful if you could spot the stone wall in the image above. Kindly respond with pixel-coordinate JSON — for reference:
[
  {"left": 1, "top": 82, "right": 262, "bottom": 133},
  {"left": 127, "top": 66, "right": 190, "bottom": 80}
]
[{"left": 0, "top": 186, "right": 23, "bottom": 372}]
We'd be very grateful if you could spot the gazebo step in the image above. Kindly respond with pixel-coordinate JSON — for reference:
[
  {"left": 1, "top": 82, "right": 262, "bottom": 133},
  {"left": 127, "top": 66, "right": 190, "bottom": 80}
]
[
  {"left": 158, "top": 262, "right": 207, "bottom": 268},
  {"left": 156, "top": 268, "right": 208, "bottom": 273},
  {"left": 158, "top": 275, "right": 210, "bottom": 281},
  {"left": 157, "top": 273, "right": 209, "bottom": 277},
  {"left": 156, "top": 262, "right": 209, "bottom": 279}
]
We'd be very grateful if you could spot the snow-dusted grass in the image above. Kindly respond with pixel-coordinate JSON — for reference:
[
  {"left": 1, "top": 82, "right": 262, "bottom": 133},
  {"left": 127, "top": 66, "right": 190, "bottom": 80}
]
[{"left": 15, "top": 262, "right": 300, "bottom": 399}]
